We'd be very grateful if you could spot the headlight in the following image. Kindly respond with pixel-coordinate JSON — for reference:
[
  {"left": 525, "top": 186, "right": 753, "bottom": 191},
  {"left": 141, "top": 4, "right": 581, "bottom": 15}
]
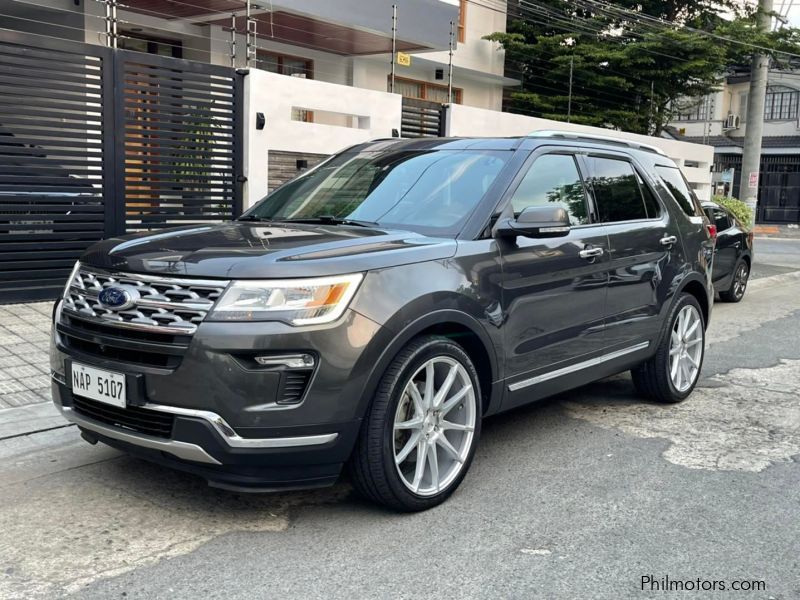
[{"left": 208, "top": 274, "right": 364, "bottom": 325}]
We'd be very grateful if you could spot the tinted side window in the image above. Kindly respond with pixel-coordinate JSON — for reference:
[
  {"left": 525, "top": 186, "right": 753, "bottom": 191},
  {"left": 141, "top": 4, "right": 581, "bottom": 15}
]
[
  {"left": 656, "top": 166, "right": 702, "bottom": 217},
  {"left": 713, "top": 208, "right": 732, "bottom": 232},
  {"left": 509, "top": 154, "right": 589, "bottom": 226},
  {"left": 636, "top": 171, "right": 662, "bottom": 219},
  {"left": 587, "top": 157, "right": 648, "bottom": 223}
]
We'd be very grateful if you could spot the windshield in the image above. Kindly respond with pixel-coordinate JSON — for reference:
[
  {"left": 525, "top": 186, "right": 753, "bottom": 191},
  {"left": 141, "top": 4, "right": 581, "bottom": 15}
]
[{"left": 243, "top": 149, "right": 511, "bottom": 236}]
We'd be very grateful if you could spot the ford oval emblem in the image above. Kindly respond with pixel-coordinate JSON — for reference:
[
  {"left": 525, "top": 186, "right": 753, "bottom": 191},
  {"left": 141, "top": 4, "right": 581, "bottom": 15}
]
[{"left": 98, "top": 285, "right": 138, "bottom": 311}]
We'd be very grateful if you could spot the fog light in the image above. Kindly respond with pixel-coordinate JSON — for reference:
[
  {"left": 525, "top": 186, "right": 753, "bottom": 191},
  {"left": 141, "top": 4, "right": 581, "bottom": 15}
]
[{"left": 254, "top": 353, "right": 315, "bottom": 368}]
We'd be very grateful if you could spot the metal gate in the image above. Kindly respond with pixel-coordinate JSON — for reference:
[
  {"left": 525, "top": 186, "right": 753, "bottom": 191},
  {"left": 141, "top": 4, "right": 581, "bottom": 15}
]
[
  {"left": 716, "top": 153, "right": 800, "bottom": 224},
  {"left": 115, "top": 50, "right": 242, "bottom": 232},
  {"left": 400, "top": 98, "right": 446, "bottom": 138},
  {"left": 0, "top": 30, "right": 243, "bottom": 303}
]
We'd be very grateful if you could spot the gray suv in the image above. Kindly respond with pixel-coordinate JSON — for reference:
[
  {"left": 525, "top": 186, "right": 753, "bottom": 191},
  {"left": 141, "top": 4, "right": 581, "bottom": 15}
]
[{"left": 51, "top": 133, "right": 715, "bottom": 511}]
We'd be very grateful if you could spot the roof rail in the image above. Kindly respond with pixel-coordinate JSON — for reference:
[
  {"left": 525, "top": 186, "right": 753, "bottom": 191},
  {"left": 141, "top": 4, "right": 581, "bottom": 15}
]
[{"left": 527, "top": 130, "right": 667, "bottom": 156}]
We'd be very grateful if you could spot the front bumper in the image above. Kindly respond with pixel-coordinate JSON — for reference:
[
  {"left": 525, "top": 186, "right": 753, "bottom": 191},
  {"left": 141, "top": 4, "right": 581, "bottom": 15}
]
[{"left": 52, "top": 378, "right": 361, "bottom": 491}]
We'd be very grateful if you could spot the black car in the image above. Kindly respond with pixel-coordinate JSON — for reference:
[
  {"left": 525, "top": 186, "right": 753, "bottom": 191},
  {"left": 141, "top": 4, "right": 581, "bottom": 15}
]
[
  {"left": 51, "top": 133, "right": 715, "bottom": 511},
  {"left": 703, "top": 201, "right": 754, "bottom": 303}
]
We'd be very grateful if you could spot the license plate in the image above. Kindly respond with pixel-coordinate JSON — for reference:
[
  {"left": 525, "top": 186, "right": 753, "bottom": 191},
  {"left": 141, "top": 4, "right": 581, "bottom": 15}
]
[{"left": 71, "top": 362, "right": 127, "bottom": 409}]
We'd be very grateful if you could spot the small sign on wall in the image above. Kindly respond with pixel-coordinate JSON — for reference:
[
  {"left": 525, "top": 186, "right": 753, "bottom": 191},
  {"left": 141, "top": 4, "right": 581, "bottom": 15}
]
[
  {"left": 748, "top": 172, "right": 759, "bottom": 189},
  {"left": 396, "top": 52, "right": 412, "bottom": 67}
]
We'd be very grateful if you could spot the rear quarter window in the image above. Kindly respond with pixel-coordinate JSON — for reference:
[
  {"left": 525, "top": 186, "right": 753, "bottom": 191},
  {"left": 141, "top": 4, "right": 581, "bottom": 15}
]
[{"left": 656, "top": 166, "right": 703, "bottom": 217}]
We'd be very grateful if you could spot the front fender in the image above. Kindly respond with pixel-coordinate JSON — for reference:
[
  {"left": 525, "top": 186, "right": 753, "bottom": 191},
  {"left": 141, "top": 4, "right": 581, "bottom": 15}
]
[{"left": 348, "top": 305, "right": 502, "bottom": 419}]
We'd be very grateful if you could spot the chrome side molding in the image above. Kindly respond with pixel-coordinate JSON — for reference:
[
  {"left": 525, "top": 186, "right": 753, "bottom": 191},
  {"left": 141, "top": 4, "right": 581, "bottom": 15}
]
[{"left": 508, "top": 342, "right": 650, "bottom": 392}]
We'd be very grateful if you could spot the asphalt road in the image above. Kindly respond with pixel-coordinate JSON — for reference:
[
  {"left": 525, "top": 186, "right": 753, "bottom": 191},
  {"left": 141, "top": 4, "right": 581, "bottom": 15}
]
[{"left": 1, "top": 241, "right": 799, "bottom": 600}]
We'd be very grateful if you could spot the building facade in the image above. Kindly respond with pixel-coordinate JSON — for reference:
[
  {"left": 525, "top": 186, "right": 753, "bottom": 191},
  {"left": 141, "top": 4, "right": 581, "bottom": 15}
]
[
  {"left": 668, "top": 70, "right": 800, "bottom": 224},
  {"left": 1, "top": 0, "right": 513, "bottom": 110}
]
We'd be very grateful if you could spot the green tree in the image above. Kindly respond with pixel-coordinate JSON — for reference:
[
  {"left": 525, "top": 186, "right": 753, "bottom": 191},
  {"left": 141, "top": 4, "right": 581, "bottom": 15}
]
[{"left": 487, "top": 0, "right": 800, "bottom": 135}]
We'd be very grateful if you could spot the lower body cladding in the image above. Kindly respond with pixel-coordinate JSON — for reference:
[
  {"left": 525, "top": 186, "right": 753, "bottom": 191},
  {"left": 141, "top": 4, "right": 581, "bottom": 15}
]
[{"left": 52, "top": 379, "right": 361, "bottom": 491}]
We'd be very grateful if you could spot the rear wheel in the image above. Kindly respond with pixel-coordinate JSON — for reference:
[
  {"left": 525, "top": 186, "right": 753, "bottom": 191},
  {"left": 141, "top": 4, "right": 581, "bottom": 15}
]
[
  {"left": 349, "top": 335, "right": 481, "bottom": 511},
  {"left": 631, "top": 293, "right": 705, "bottom": 403},
  {"left": 719, "top": 260, "right": 749, "bottom": 303}
]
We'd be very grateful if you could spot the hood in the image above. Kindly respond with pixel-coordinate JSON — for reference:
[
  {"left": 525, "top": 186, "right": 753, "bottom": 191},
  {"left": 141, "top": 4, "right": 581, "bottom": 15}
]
[{"left": 80, "top": 222, "right": 457, "bottom": 279}]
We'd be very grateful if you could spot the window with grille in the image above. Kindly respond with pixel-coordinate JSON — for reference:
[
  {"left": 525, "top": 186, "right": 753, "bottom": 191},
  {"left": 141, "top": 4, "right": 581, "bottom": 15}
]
[
  {"left": 764, "top": 86, "right": 799, "bottom": 121},
  {"left": 674, "top": 98, "right": 710, "bottom": 122}
]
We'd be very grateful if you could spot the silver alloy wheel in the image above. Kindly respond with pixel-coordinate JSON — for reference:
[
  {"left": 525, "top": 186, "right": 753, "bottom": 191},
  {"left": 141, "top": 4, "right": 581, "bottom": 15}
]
[
  {"left": 669, "top": 305, "right": 704, "bottom": 393},
  {"left": 733, "top": 263, "right": 749, "bottom": 299},
  {"left": 393, "top": 357, "right": 477, "bottom": 497}
]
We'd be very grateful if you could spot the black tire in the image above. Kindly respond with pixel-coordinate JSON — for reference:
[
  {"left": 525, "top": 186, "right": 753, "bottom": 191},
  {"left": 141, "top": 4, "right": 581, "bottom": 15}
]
[
  {"left": 631, "top": 293, "right": 705, "bottom": 404},
  {"left": 719, "top": 260, "right": 750, "bottom": 303},
  {"left": 349, "top": 335, "right": 482, "bottom": 512}
]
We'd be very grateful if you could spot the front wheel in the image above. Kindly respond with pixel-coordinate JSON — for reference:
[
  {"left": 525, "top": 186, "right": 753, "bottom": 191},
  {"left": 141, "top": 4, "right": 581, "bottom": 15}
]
[
  {"left": 719, "top": 260, "right": 750, "bottom": 303},
  {"left": 349, "top": 335, "right": 482, "bottom": 511},
  {"left": 632, "top": 293, "right": 705, "bottom": 403}
]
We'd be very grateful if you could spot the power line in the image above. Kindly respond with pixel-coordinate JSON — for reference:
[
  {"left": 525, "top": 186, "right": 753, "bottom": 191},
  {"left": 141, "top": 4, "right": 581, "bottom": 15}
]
[{"left": 578, "top": 0, "right": 800, "bottom": 59}]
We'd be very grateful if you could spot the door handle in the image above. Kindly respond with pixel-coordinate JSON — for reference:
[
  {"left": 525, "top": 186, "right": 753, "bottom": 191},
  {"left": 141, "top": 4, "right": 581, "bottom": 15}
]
[
  {"left": 660, "top": 235, "right": 678, "bottom": 247},
  {"left": 579, "top": 247, "right": 604, "bottom": 260}
]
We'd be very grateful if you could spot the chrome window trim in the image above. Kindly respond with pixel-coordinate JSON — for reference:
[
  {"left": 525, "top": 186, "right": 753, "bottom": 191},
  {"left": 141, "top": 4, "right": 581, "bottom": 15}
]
[{"left": 508, "top": 342, "right": 650, "bottom": 392}]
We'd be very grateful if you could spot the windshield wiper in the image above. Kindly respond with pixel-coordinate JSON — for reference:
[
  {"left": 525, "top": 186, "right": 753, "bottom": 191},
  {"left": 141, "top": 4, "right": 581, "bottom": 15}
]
[
  {"left": 238, "top": 214, "right": 271, "bottom": 222},
  {"left": 273, "top": 216, "right": 380, "bottom": 228}
]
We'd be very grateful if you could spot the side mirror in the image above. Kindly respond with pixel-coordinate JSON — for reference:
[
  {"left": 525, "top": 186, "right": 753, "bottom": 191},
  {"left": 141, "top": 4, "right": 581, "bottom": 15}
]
[{"left": 496, "top": 206, "right": 571, "bottom": 239}]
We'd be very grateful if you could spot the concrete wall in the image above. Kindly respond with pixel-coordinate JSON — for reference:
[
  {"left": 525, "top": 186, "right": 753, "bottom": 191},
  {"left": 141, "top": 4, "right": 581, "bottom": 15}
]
[
  {"left": 446, "top": 104, "right": 715, "bottom": 200},
  {"left": 243, "top": 69, "right": 402, "bottom": 207},
  {"left": 422, "top": 0, "right": 507, "bottom": 77}
]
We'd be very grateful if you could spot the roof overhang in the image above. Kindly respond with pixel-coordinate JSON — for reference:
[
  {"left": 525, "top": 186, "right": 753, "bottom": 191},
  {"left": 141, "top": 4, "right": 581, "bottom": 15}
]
[
  {"left": 122, "top": 0, "right": 459, "bottom": 55},
  {"left": 408, "top": 55, "right": 521, "bottom": 87}
]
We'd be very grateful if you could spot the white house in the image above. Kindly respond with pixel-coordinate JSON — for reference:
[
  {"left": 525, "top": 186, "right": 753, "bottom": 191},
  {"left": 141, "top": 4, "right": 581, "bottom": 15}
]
[{"left": 668, "top": 69, "right": 800, "bottom": 224}]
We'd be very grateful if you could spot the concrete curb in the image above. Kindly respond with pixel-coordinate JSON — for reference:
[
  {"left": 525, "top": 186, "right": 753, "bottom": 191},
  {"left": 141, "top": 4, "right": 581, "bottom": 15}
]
[
  {"left": 0, "top": 402, "right": 71, "bottom": 442},
  {"left": 749, "top": 269, "right": 800, "bottom": 291}
]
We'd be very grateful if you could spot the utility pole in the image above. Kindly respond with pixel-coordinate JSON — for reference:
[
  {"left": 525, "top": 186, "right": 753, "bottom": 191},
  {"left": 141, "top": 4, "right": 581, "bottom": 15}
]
[
  {"left": 567, "top": 55, "right": 574, "bottom": 123},
  {"left": 390, "top": 4, "right": 397, "bottom": 93},
  {"left": 562, "top": 37, "right": 576, "bottom": 124},
  {"left": 739, "top": 0, "right": 773, "bottom": 224},
  {"left": 448, "top": 20, "right": 454, "bottom": 103}
]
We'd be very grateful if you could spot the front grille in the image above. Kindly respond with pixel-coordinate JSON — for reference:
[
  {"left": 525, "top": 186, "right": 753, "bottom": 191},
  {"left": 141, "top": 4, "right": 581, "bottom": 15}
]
[
  {"left": 58, "top": 314, "right": 191, "bottom": 368},
  {"left": 63, "top": 267, "right": 228, "bottom": 335},
  {"left": 59, "top": 266, "right": 228, "bottom": 369},
  {"left": 72, "top": 395, "right": 174, "bottom": 438}
]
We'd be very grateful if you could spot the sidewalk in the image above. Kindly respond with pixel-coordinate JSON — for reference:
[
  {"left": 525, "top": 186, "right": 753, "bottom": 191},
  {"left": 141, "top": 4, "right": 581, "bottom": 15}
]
[
  {"left": 0, "top": 302, "right": 53, "bottom": 409},
  {"left": 753, "top": 223, "right": 800, "bottom": 239}
]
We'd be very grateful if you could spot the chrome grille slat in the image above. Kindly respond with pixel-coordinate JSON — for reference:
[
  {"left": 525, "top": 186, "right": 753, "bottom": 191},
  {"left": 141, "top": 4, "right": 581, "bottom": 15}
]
[{"left": 62, "top": 267, "right": 228, "bottom": 336}]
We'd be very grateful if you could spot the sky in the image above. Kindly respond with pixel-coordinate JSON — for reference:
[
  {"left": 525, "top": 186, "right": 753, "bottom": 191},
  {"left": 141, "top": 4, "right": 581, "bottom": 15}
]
[{"left": 772, "top": 1, "right": 800, "bottom": 26}]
